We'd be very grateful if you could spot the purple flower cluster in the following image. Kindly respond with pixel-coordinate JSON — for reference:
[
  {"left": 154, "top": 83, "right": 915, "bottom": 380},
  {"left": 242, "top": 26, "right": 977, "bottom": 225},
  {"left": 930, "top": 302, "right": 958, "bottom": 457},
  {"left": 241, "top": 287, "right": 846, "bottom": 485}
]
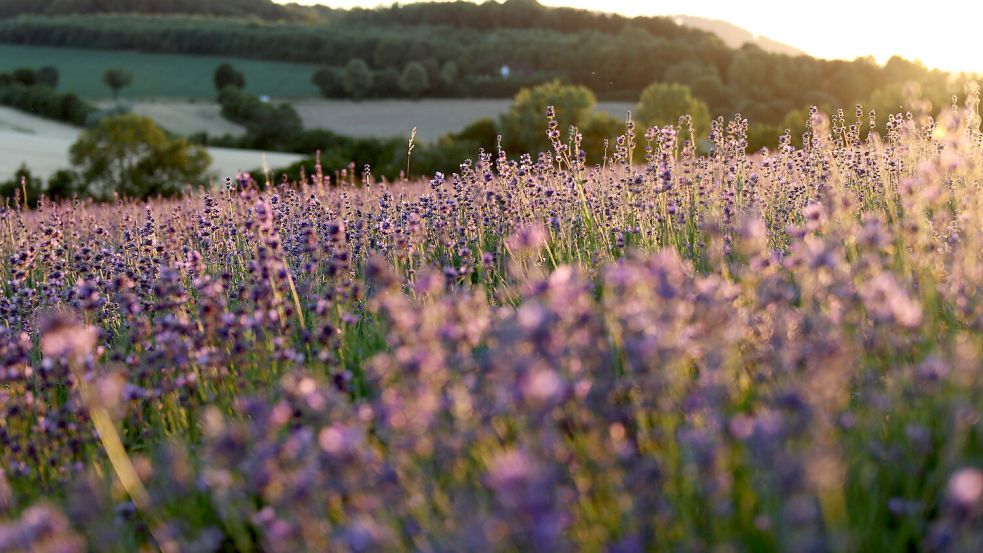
[{"left": 1, "top": 95, "right": 983, "bottom": 550}]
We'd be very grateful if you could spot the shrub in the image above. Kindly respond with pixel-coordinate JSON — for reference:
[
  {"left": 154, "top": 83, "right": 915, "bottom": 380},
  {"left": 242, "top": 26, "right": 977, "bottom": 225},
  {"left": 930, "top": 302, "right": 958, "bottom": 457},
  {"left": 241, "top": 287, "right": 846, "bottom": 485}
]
[
  {"left": 398, "top": 61, "right": 430, "bottom": 99},
  {"left": 499, "top": 80, "right": 595, "bottom": 154},
  {"left": 0, "top": 164, "right": 43, "bottom": 207},
  {"left": 636, "top": 82, "right": 711, "bottom": 140},
  {"left": 0, "top": 82, "right": 94, "bottom": 125},
  {"left": 217, "top": 86, "right": 302, "bottom": 150},
  {"left": 311, "top": 67, "right": 344, "bottom": 98},
  {"left": 371, "top": 67, "right": 401, "bottom": 97},
  {"left": 214, "top": 62, "right": 245, "bottom": 92},
  {"left": 12, "top": 67, "right": 34, "bottom": 86},
  {"left": 439, "top": 61, "right": 459, "bottom": 87},
  {"left": 69, "top": 114, "right": 211, "bottom": 199},
  {"left": 45, "top": 168, "right": 83, "bottom": 200},
  {"left": 36, "top": 65, "right": 59, "bottom": 88},
  {"left": 342, "top": 59, "right": 373, "bottom": 100}
]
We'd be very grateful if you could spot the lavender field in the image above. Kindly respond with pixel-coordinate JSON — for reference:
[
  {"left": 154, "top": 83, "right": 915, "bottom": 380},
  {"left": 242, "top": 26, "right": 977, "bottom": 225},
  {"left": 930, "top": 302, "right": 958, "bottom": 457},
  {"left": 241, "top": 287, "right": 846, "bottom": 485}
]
[{"left": 1, "top": 94, "right": 983, "bottom": 552}]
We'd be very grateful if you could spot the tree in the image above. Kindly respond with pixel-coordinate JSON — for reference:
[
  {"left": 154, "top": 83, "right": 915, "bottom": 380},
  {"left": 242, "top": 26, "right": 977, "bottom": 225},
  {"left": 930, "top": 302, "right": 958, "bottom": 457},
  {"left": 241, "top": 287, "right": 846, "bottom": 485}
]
[
  {"left": 342, "top": 59, "right": 373, "bottom": 100},
  {"left": 0, "top": 164, "right": 43, "bottom": 208},
  {"left": 372, "top": 37, "right": 406, "bottom": 68},
  {"left": 217, "top": 86, "right": 303, "bottom": 150},
  {"left": 436, "top": 60, "right": 461, "bottom": 95},
  {"left": 580, "top": 112, "right": 623, "bottom": 161},
  {"left": 12, "top": 68, "right": 35, "bottom": 86},
  {"left": 46, "top": 169, "right": 83, "bottom": 201},
  {"left": 69, "top": 114, "right": 211, "bottom": 200},
  {"left": 499, "top": 80, "right": 596, "bottom": 154},
  {"left": 636, "top": 82, "right": 711, "bottom": 140},
  {"left": 36, "top": 66, "right": 59, "bottom": 88},
  {"left": 439, "top": 61, "right": 459, "bottom": 86},
  {"left": 311, "top": 68, "right": 344, "bottom": 98},
  {"left": 103, "top": 68, "right": 133, "bottom": 100},
  {"left": 398, "top": 61, "right": 430, "bottom": 99},
  {"left": 372, "top": 67, "right": 401, "bottom": 97},
  {"left": 214, "top": 63, "right": 245, "bottom": 92}
]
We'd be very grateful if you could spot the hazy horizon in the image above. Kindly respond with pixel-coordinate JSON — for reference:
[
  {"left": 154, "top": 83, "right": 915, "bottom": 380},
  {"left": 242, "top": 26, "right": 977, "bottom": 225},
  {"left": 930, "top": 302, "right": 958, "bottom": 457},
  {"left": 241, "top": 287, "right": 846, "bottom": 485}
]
[{"left": 279, "top": 0, "right": 983, "bottom": 74}]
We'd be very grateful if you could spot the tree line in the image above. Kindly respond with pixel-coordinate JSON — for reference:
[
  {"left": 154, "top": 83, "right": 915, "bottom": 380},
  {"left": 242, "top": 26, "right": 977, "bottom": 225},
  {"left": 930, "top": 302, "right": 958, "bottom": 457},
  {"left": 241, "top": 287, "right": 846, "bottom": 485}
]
[
  {"left": 0, "top": 7, "right": 966, "bottom": 126},
  {"left": 3, "top": 72, "right": 972, "bottom": 206},
  {"left": 0, "top": 65, "right": 93, "bottom": 125},
  {"left": 0, "top": 0, "right": 293, "bottom": 20}
]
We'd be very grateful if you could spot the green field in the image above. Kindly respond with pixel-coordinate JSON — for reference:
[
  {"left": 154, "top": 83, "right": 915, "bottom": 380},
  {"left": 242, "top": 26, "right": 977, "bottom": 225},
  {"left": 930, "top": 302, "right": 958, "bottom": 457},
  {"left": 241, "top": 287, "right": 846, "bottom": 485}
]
[{"left": 0, "top": 43, "right": 321, "bottom": 98}]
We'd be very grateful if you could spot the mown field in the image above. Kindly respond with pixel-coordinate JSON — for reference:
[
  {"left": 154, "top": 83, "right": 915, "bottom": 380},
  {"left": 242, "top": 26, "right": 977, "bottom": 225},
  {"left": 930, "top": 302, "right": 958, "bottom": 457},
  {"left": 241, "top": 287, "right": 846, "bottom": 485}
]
[
  {"left": 0, "top": 106, "right": 301, "bottom": 179},
  {"left": 0, "top": 43, "right": 322, "bottom": 98},
  {"left": 108, "top": 98, "right": 634, "bottom": 141},
  {"left": 290, "top": 98, "right": 634, "bottom": 141},
  {"left": 90, "top": 99, "right": 246, "bottom": 137},
  {"left": 2, "top": 92, "right": 983, "bottom": 551}
]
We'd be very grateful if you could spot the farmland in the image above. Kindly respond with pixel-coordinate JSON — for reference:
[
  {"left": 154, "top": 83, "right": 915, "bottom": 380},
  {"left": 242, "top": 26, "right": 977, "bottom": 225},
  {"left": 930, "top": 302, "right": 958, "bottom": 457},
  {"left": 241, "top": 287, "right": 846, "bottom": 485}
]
[
  {"left": 0, "top": 106, "right": 301, "bottom": 179},
  {"left": 290, "top": 98, "right": 634, "bottom": 141},
  {"left": 2, "top": 96, "right": 983, "bottom": 550},
  {"left": 90, "top": 100, "right": 246, "bottom": 137},
  {"left": 0, "top": 44, "right": 322, "bottom": 99},
  {"left": 102, "top": 98, "right": 634, "bottom": 141},
  {"left": 1, "top": 1, "right": 982, "bottom": 551},
  {"left": 3, "top": 96, "right": 636, "bottom": 179}
]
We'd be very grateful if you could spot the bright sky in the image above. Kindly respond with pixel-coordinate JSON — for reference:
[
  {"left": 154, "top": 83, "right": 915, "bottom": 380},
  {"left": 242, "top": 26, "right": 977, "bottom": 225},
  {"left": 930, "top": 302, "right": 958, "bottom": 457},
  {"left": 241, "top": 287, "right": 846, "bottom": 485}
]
[{"left": 280, "top": 0, "right": 983, "bottom": 73}]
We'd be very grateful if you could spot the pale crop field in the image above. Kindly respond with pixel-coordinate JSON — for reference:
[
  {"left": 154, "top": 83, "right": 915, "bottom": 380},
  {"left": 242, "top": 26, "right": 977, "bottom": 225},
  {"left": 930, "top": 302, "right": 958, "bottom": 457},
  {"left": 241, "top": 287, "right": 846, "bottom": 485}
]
[
  {"left": 0, "top": 106, "right": 301, "bottom": 179},
  {"left": 85, "top": 98, "right": 635, "bottom": 141},
  {"left": 289, "top": 98, "right": 635, "bottom": 140},
  {"left": 91, "top": 100, "right": 246, "bottom": 137}
]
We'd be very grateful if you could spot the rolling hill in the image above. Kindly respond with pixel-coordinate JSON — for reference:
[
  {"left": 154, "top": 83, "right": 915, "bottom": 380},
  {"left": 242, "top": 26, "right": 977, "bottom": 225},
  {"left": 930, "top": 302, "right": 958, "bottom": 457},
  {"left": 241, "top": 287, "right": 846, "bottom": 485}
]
[{"left": 673, "top": 15, "right": 805, "bottom": 56}]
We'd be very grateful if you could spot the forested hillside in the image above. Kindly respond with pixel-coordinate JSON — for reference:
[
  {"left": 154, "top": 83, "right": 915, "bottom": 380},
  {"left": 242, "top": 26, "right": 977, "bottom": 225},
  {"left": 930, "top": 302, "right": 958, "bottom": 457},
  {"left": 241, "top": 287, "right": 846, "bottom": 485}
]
[
  {"left": 0, "top": 0, "right": 293, "bottom": 19},
  {"left": 0, "top": 2, "right": 962, "bottom": 128}
]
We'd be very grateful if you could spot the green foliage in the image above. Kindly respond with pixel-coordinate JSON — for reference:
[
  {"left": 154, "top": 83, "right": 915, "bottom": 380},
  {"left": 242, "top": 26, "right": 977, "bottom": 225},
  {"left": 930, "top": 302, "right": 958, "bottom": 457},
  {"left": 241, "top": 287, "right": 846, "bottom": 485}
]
[
  {"left": 580, "top": 111, "right": 623, "bottom": 161},
  {"left": 0, "top": 164, "right": 43, "bottom": 208},
  {"left": 746, "top": 123, "right": 782, "bottom": 152},
  {"left": 0, "top": 9, "right": 960, "bottom": 120},
  {"left": 398, "top": 62, "right": 430, "bottom": 99},
  {"left": 102, "top": 67, "right": 132, "bottom": 99},
  {"left": 217, "top": 86, "right": 303, "bottom": 150},
  {"left": 0, "top": 164, "right": 81, "bottom": 207},
  {"left": 500, "top": 80, "right": 596, "bottom": 153},
  {"left": 12, "top": 67, "right": 34, "bottom": 85},
  {"left": 373, "top": 37, "right": 407, "bottom": 69},
  {"left": 0, "top": 80, "right": 93, "bottom": 125},
  {"left": 0, "top": 0, "right": 293, "bottom": 19},
  {"left": 35, "top": 65, "right": 58, "bottom": 88},
  {"left": 213, "top": 63, "right": 244, "bottom": 92},
  {"left": 215, "top": 87, "right": 412, "bottom": 178},
  {"left": 864, "top": 81, "right": 949, "bottom": 128},
  {"left": 636, "top": 82, "right": 711, "bottom": 140},
  {"left": 69, "top": 114, "right": 210, "bottom": 200},
  {"left": 371, "top": 67, "right": 402, "bottom": 98},
  {"left": 312, "top": 67, "right": 344, "bottom": 98},
  {"left": 451, "top": 117, "right": 499, "bottom": 152},
  {"left": 45, "top": 169, "right": 83, "bottom": 200},
  {"left": 342, "top": 59, "right": 373, "bottom": 100},
  {"left": 439, "top": 61, "right": 459, "bottom": 86}
]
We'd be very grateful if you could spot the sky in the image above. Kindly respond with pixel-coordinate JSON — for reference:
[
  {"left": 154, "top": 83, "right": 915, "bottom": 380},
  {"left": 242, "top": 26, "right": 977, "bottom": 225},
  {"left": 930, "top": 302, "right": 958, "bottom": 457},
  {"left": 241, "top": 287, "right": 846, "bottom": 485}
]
[{"left": 279, "top": 0, "right": 983, "bottom": 73}]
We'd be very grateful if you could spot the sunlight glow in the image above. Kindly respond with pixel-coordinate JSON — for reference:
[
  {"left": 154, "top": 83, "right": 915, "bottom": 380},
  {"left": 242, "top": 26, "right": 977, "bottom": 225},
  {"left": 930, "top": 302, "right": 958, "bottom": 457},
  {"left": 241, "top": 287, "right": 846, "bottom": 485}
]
[{"left": 282, "top": 0, "right": 983, "bottom": 73}]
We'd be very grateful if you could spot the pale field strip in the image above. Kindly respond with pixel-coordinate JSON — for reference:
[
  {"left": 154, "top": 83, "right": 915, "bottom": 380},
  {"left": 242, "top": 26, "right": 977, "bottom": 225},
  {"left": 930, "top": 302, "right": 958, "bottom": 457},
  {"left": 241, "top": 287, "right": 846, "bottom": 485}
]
[{"left": 0, "top": 106, "right": 301, "bottom": 180}]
